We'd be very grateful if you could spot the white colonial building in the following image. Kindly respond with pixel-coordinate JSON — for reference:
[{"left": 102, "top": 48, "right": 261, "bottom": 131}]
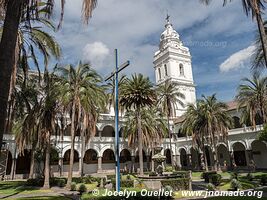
[{"left": 1, "top": 17, "right": 267, "bottom": 179}]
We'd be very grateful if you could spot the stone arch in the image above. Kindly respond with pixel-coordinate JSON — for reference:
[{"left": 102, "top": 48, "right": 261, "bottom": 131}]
[
  {"left": 102, "top": 125, "right": 115, "bottom": 137},
  {"left": 217, "top": 144, "right": 230, "bottom": 167},
  {"left": 230, "top": 140, "right": 247, "bottom": 151},
  {"left": 120, "top": 149, "right": 131, "bottom": 163},
  {"left": 165, "top": 149, "right": 172, "bottom": 165},
  {"left": 16, "top": 150, "right": 31, "bottom": 174},
  {"left": 251, "top": 140, "right": 267, "bottom": 169},
  {"left": 232, "top": 116, "right": 242, "bottom": 129},
  {"left": 232, "top": 142, "right": 247, "bottom": 166},
  {"left": 103, "top": 149, "right": 115, "bottom": 163},
  {"left": 135, "top": 150, "right": 147, "bottom": 162},
  {"left": 63, "top": 149, "right": 79, "bottom": 164},
  {"left": 179, "top": 148, "right": 187, "bottom": 167},
  {"left": 84, "top": 149, "right": 98, "bottom": 164}
]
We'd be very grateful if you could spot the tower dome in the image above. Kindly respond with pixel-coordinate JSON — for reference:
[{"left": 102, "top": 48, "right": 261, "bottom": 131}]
[{"left": 159, "top": 15, "right": 181, "bottom": 50}]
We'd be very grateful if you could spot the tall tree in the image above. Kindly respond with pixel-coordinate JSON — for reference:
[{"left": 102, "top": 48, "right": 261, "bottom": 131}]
[
  {"left": 120, "top": 74, "right": 156, "bottom": 175},
  {"left": 56, "top": 62, "right": 105, "bottom": 188},
  {"left": 182, "top": 95, "right": 232, "bottom": 171},
  {"left": 236, "top": 73, "right": 267, "bottom": 127},
  {"left": 157, "top": 80, "right": 185, "bottom": 169},
  {"left": 253, "top": 21, "right": 267, "bottom": 70},
  {"left": 201, "top": 0, "right": 267, "bottom": 68},
  {"left": 39, "top": 71, "right": 59, "bottom": 189},
  {"left": 0, "top": 0, "right": 97, "bottom": 150}
]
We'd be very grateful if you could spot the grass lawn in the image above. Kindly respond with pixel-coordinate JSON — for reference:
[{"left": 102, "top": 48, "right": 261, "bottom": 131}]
[
  {"left": 5, "top": 196, "right": 71, "bottom": 200},
  {"left": 0, "top": 181, "right": 52, "bottom": 196}
]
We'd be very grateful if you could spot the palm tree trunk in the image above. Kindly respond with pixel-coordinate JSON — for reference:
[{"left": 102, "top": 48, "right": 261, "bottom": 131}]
[
  {"left": 167, "top": 114, "right": 174, "bottom": 169},
  {"left": 67, "top": 101, "right": 76, "bottom": 188},
  {"left": 80, "top": 130, "right": 85, "bottom": 177},
  {"left": 29, "top": 146, "right": 36, "bottom": 179},
  {"left": 43, "top": 131, "right": 51, "bottom": 189},
  {"left": 0, "top": 0, "right": 23, "bottom": 149},
  {"left": 137, "top": 108, "right": 144, "bottom": 175},
  {"left": 256, "top": 11, "right": 267, "bottom": 67}
]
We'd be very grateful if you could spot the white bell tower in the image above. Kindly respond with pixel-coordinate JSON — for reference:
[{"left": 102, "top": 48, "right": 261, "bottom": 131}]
[{"left": 153, "top": 15, "right": 196, "bottom": 117}]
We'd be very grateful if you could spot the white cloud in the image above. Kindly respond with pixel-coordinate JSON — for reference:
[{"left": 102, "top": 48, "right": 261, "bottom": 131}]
[
  {"left": 82, "top": 42, "right": 110, "bottom": 68},
  {"left": 219, "top": 45, "right": 256, "bottom": 72}
]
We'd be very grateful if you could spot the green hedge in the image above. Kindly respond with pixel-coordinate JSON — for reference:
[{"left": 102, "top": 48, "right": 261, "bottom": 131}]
[
  {"left": 72, "top": 175, "right": 102, "bottom": 185},
  {"left": 201, "top": 171, "right": 217, "bottom": 183},
  {"left": 209, "top": 174, "right": 221, "bottom": 186},
  {"left": 26, "top": 177, "right": 67, "bottom": 187},
  {"left": 172, "top": 171, "right": 190, "bottom": 178},
  {"left": 161, "top": 178, "right": 190, "bottom": 190},
  {"left": 111, "top": 178, "right": 134, "bottom": 189}
]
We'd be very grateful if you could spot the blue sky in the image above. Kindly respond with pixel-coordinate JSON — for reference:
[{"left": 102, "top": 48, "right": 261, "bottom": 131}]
[{"left": 48, "top": 0, "right": 258, "bottom": 102}]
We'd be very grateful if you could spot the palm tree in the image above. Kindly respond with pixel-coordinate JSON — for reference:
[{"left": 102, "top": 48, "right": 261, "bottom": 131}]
[
  {"left": 236, "top": 73, "right": 267, "bottom": 127},
  {"left": 56, "top": 62, "right": 106, "bottom": 188},
  {"left": 253, "top": 21, "right": 267, "bottom": 70},
  {"left": 39, "top": 71, "right": 59, "bottom": 189},
  {"left": 182, "top": 95, "right": 232, "bottom": 171},
  {"left": 0, "top": 0, "right": 97, "bottom": 150},
  {"left": 157, "top": 80, "right": 185, "bottom": 168},
  {"left": 3, "top": 12, "right": 61, "bottom": 136},
  {"left": 14, "top": 74, "right": 41, "bottom": 179},
  {"left": 124, "top": 107, "right": 167, "bottom": 171},
  {"left": 201, "top": 0, "right": 267, "bottom": 68},
  {"left": 182, "top": 102, "right": 209, "bottom": 171},
  {"left": 120, "top": 74, "right": 156, "bottom": 175},
  {"left": 124, "top": 107, "right": 167, "bottom": 148},
  {"left": 200, "top": 95, "right": 232, "bottom": 171}
]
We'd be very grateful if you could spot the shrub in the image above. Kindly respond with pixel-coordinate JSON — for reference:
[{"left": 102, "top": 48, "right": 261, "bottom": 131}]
[
  {"left": 149, "top": 172, "right": 157, "bottom": 176},
  {"left": 246, "top": 173, "right": 254, "bottom": 181},
  {"left": 111, "top": 179, "right": 134, "bottom": 189},
  {"left": 230, "top": 179, "right": 241, "bottom": 191},
  {"left": 26, "top": 178, "right": 44, "bottom": 187},
  {"left": 50, "top": 177, "right": 67, "bottom": 187},
  {"left": 206, "top": 183, "right": 215, "bottom": 191},
  {"left": 78, "top": 183, "right": 87, "bottom": 194},
  {"left": 261, "top": 175, "right": 267, "bottom": 186},
  {"left": 107, "top": 175, "right": 117, "bottom": 180},
  {"left": 57, "top": 179, "right": 66, "bottom": 187},
  {"left": 126, "top": 174, "right": 131, "bottom": 180},
  {"left": 201, "top": 171, "right": 217, "bottom": 183},
  {"left": 72, "top": 177, "right": 83, "bottom": 183},
  {"left": 165, "top": 165, "right": 173, "bottom": 172},
  {"left": 172, "top": 171, "right": 190, "bottom": 178},
  {"left": 161, "top": 178, "right": 190, "bottom": 190},
  {"left": 70, "top": 182, "right": 76, "bottom": 191},
  {"left": 210, "top": 174, "right": 222, "bottom": 186},
  {"left": 230, "top": 172, "right": 238, "bottom": 180}
]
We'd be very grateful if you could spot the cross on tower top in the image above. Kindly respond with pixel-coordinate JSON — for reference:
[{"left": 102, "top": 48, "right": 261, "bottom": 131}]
[{"left": 166, "top": 14, "right": 170, "bottom": 23}]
